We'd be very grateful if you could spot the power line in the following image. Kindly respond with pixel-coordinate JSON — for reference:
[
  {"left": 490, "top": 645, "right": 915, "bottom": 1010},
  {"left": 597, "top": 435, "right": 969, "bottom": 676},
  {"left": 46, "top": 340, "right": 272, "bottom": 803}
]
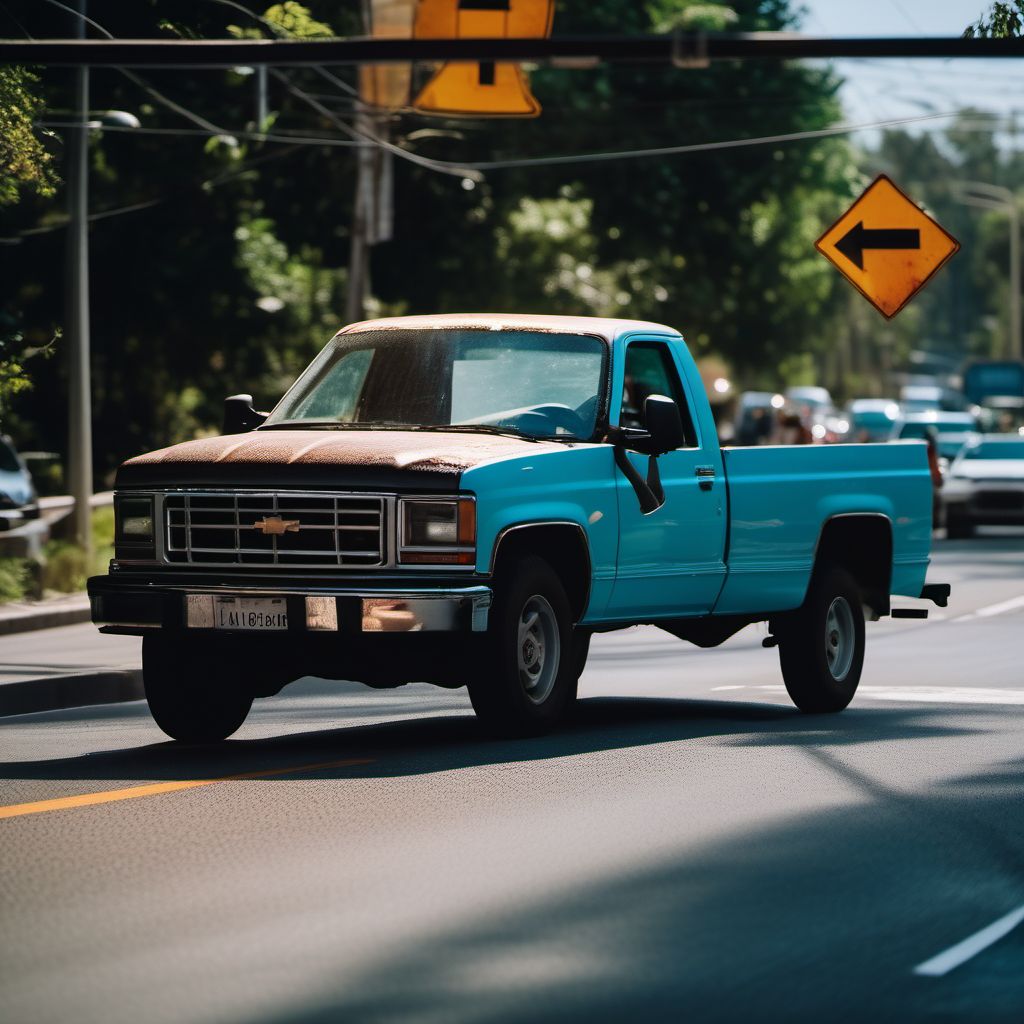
[
  {"left": 268, "top": 67, "right": 477, "bottom": 179},
  {"left": 2, "top": 33, "right": 1023, "bottom": 68},
  {"left": 37, "top": 0, "right": 229, "bottom": 135},
  {"left": 446, "top": 109, "right": 960, "bottom": 172},
  {"left": 0, "top": 145, "right": 300, "bottom": 243},
  {"left": 39, "top": 120, "right": 365, "bottom": 147}
]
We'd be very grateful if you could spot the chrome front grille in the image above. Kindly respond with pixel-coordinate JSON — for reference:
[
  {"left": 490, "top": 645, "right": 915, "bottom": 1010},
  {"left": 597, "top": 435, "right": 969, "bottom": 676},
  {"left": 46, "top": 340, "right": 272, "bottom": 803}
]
[{"left": 164, "top": 492, "right": 386, "bottom": 568}]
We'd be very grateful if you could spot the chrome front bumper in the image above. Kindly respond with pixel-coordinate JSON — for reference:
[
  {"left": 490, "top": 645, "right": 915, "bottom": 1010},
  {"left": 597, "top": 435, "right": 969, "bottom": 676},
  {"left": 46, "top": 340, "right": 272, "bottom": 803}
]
[{"left": 89, "top": 581, "right": 492, "bottom": 634}]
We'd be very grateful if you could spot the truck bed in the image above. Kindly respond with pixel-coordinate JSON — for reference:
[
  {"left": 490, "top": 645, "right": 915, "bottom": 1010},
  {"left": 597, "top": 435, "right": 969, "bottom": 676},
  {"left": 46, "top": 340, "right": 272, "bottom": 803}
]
[{"left": 713, "top": 441, "right": 933, "bottom": 615}]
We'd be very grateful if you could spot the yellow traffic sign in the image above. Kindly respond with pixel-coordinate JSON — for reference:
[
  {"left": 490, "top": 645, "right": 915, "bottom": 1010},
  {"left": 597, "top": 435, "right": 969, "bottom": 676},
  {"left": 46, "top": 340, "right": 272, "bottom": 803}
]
[
  {"left": 816, "top": 174, "right": 960, "bottom": 319},
  {"left": 412, "top": 0, "right": 554, "bottom": 118},
  {"left": 414, "top": 61, "right": 540, "bottom": 117}
]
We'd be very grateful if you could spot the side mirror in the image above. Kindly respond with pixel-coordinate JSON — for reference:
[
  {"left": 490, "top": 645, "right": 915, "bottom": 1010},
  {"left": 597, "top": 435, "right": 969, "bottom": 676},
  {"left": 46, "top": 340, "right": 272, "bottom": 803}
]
[
  {"left": 222, "top": 394, "right": 268, "bottom": 434},
  {"left": 643, "top": 395, "right": 685, "bottom": 455}
]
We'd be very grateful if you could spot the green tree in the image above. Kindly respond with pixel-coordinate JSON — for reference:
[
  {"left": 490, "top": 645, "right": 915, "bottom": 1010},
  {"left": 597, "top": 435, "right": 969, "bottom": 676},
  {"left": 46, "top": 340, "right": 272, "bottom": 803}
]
[
  {"left": 0, "top": 65, "right": 57, "bottom": 422},
  {"left": 2, "top": 0, "right": 856, "bottom": 473},
  {"left": 0, "top": 65, "right": 56, "bottom": 208},
  {"left": 965, "top": 2, "right": 1024, "bottom": 36}
]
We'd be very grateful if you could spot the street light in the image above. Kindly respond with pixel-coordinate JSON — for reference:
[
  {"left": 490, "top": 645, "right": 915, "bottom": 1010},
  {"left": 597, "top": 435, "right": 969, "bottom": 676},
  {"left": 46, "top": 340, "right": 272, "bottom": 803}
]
[{"left": 951, "top": 180, "right": 1022, "bottom": 361}]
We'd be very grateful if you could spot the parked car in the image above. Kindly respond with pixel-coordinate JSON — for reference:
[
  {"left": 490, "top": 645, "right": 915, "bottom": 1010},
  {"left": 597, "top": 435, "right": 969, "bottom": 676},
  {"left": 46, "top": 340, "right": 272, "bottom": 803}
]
[
  {"left": 732, "top": 391, "right": 781, "bottom": 445},
  {"left": 899, "top": 384, "right": 967, "bottom": 413},
  {"left": 784, "top": 386, "right": 849, "bottom": 442},
  {"left": 89, "top": 314, "right": 945, "bottom": 742},
  {"left": 942, "top": 434, "right": 1024, "bottom": 538},
  {"left": 890, "top": 411, "right": 979, "bottom": 460},
  {"left": 846, "top": 399, "right": 901, "bottom": 442},
  {"left": 0, "top": 435, "right": 46, "bottom": 558},
  {"left": 785, "top": 386, "right": 833, "bottom": 415}
]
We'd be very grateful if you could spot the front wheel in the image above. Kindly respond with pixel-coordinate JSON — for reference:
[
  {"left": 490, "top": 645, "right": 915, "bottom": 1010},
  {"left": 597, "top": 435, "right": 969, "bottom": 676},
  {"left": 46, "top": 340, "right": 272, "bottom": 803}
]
[
  {"left": 777, "top": 565, "right": 865, "bottom": 713},
  {"left": 467, "top": 555, "right": 577, "bottom": 736},
  {"left": 143, "top": 635, "right": 254, "bottom": 742}
]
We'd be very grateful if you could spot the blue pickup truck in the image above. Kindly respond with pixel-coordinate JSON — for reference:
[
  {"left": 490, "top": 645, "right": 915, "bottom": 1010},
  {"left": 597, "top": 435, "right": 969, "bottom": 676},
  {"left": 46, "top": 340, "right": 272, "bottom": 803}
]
[{"left": 89, "top": 314, "right": 948, "bottom": 742}]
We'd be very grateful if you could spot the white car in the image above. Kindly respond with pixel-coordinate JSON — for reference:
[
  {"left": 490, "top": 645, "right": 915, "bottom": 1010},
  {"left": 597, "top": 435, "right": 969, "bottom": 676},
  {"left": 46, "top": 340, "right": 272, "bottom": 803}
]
[
  {"left": 942, "top": 435, "right": 1024, "bottom": 538},
  {"left": 890, "top": 411, "right": 979, "bottom": 461}
]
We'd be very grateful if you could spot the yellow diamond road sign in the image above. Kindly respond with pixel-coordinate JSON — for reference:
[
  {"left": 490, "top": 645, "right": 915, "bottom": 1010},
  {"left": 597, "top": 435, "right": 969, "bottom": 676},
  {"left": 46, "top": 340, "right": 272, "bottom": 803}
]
[{"left": 816, "top": 174, "right": 960, "bottom": 319}]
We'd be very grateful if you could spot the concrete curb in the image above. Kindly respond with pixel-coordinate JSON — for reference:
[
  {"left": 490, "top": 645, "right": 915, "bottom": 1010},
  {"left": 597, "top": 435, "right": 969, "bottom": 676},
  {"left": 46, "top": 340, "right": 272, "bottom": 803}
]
[
  {"left": 0, "top": 596, "right": 91, "bottom": 637},
  {"left": 0, "top": 669, "right": 144, "bottom": 717}
]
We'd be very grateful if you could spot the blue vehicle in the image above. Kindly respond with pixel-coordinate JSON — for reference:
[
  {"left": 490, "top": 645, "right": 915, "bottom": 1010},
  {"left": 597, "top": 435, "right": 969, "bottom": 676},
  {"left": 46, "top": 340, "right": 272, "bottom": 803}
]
[{"left": 89, "top": 314, "right": 948, "bottom": 741}]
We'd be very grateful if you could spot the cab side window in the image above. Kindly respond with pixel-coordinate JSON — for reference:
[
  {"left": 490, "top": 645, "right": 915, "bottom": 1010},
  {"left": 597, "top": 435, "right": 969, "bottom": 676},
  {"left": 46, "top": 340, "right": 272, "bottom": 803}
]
[{"left": 620, "top": 343, "right": 697, "bottom": 446}]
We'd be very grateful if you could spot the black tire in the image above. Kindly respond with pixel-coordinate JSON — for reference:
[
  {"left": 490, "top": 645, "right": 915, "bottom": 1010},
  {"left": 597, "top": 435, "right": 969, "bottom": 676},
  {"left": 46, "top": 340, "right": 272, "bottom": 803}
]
[
  {"left": 143, "top": 635, "right": 254, "bottom": 743},
  {"left": 777, "top": 565, "right": 865, "bottom": 714},
  {"left": 468, "top": 555, "right": 577, "bottom": 736}
]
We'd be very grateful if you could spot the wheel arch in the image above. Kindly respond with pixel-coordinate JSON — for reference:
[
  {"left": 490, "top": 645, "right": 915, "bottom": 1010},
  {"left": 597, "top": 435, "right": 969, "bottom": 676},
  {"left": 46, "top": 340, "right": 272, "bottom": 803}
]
[
  {"left": 811, "top": 513, "right": 894, "bottom": 618},
  {"left": 489, "top": 522, "right": 592, "bottom": 623}
]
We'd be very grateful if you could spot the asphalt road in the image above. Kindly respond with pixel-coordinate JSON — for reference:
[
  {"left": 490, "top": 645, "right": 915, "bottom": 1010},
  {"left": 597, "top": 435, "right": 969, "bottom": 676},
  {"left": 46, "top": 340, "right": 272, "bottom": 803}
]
[{"left": 2, "top": 532, "right": 1024, "bottom": 1023}]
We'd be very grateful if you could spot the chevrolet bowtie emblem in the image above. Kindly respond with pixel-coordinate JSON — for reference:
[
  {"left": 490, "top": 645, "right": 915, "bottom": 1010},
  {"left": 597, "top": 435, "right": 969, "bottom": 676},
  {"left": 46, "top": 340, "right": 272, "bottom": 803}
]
[{"left": 253, "top": 516, "right": 300, "bottom": 536}]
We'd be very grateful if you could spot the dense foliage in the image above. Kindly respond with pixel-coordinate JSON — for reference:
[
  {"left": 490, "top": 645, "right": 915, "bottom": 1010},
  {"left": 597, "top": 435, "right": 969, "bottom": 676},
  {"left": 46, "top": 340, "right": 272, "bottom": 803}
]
[
  {"left": 0, "top": 1, "right": 1013, "bottom": 488},
  {"left": 0, "top": 65, "right": 58, "bottom": 419}
]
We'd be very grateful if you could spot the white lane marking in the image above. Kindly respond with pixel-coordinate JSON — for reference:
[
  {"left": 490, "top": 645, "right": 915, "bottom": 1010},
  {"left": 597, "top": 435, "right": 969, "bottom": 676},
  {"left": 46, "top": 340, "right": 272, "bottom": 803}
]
[
  {"left": 709, "top": 685, "right": 1024, "bottom": 704},
  {"left": 953, "top": 594, "right": 1024, "bottom": 623},
  {"left": 860, "top": 687, "right": 1024, "bottom": 705},
  {"left": 913, "top": 904, "right": 1024, "bottom": 977}
]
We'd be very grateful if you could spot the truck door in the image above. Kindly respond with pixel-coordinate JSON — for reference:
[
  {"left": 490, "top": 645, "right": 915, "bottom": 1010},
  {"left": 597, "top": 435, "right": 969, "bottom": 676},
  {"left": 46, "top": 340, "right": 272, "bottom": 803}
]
[{"left": 608, "top": 339, "right": 727, "bottom": 618}]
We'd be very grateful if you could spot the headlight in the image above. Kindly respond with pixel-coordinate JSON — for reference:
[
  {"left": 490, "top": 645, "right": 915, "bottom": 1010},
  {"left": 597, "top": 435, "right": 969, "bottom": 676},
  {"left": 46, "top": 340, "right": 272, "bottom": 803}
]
[
  {"left": 115, "top": 494, "right": 156, "bottom": 558},
  {"left": 399, "top": 497, "right": 476, "bottom": 566}
]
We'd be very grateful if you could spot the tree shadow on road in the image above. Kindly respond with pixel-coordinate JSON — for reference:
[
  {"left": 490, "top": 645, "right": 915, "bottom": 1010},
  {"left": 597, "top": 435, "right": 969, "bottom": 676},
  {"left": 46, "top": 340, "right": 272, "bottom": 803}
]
[
  {"left": 0, "top": 690, "right": 994, "bottom": 785},
  {"left": 247, "top": 753, "right": 1024, "bottom": 1024}
]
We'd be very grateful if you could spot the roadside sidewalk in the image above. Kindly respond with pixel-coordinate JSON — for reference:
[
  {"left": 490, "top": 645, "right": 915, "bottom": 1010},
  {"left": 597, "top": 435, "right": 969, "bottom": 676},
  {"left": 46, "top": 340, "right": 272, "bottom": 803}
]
[
  {"left": 0, "top": 621, "right": 142, "bottom": 717},
  {"left": 0, "top": 592, "right": 92, "bottom": 637}
]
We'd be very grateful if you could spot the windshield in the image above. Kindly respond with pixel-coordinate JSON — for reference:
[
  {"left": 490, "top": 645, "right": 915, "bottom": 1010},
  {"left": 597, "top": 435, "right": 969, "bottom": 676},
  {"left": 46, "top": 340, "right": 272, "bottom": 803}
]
[
  {"left": 853, "top": 411, "right": 893, "bottom": 429},
  {"left": 0, "top": 439, "right": 19, "bottom": 474},
  {"left": 899, "top": 419, "right": 974, "bottom": 439},
  {"left": 265, "top": 329, "right": 607, "bottom": 441},
  {"left": 962, "top": 440, "right": 1024, "bottom": 460}
]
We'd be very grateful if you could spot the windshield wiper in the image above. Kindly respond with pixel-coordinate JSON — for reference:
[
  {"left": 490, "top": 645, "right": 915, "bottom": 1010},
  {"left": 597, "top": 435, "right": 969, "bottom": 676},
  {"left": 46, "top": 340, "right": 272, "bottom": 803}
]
[
  {"left": 259, "top": 420, "right": 421, "bottom": 431},
  {"left": 412, "top": 424, "right": 549, "bottom": 443}
]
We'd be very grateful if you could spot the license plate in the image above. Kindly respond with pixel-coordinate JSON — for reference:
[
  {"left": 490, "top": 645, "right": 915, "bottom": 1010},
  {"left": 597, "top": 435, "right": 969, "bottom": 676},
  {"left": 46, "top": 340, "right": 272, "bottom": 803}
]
[{"left": 187, "top": 595, "right": 289, "bottom": 631}]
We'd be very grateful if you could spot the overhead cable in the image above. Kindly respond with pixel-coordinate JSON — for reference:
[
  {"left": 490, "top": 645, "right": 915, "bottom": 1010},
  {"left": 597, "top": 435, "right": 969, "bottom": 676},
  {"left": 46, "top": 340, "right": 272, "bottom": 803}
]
[
  {"left": 2, "top": 33, "right": 1023, "bottom": 67},
  {"left": 447, "top": 109, "right": 962, "bottom": 172}
]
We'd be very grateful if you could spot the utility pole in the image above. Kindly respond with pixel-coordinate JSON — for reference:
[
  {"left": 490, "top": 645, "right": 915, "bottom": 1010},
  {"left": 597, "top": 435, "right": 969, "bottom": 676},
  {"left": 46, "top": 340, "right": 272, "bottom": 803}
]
[
  {"left": 346, "top": 1, "right": 396, "bottom": 323},
  {"left": 345, "top": 102, "right": 374, "bottom": 324},
  {"left": 67, "top": 0, "right": 93, "bottom": 561},
  {"left": 346, "top": 1, "right": 374, "bottom": 324},
  {"left": 256, "top": 64, "right": 268, "bottom": 129}
]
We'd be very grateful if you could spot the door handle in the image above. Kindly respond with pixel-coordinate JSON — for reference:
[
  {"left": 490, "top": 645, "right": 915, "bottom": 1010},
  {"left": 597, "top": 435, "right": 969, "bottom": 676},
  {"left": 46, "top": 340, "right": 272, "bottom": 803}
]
[{"left": 695, "top": 466, "right": 716, "bottom": 490}]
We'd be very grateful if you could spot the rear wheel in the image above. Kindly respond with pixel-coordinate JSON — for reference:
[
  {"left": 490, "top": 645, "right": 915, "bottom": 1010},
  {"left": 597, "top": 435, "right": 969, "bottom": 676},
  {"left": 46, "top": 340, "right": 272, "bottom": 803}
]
[
  {"left": 777, "top": 565, "right": 865, "bottom": 713},
  {"left": 143, "top": 635, "right": 254, "bottom": 743},
  {"left": 468, "top": 556, "right": 577, "bottom": 736}
]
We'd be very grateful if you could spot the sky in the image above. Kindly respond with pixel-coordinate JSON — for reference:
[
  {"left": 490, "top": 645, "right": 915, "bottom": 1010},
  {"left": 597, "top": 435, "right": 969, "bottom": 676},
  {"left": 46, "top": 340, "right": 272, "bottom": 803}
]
[{"left": 799, "top": 0, "right": 1021, "bottom": 147}]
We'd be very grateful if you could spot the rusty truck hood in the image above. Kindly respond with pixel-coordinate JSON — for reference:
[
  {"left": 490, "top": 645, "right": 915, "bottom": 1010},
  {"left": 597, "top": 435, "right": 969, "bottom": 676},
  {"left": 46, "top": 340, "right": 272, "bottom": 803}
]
[{"left": 117, "top": 429, "right": 568, "bottom": 491}]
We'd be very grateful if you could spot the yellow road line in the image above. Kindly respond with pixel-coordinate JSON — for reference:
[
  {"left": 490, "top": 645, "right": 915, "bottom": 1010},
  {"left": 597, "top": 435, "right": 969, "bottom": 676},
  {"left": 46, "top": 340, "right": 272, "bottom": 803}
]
[{"left": 0, "top": 758, "right": 373, "bottom": 820}]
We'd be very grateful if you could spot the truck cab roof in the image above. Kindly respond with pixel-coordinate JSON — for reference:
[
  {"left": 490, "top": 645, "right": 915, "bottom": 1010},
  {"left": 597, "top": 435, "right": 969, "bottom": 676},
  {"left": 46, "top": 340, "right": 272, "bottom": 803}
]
[{"left": 339, "top": 313, "right": 680, "bottom": 344}]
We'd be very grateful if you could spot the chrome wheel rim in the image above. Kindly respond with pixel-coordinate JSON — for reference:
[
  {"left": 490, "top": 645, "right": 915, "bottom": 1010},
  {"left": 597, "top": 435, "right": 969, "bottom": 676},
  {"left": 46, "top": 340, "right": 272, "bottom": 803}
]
[
  {"left": 517, "top": 595, "right": 560, "bottom": 705},
  {"left": 825, "top": 596, "right": 855, "bottom": 681}
]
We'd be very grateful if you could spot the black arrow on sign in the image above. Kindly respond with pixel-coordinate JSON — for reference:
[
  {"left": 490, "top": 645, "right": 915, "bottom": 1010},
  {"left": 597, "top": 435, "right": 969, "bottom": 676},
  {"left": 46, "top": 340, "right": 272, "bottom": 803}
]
[{"left": 835, "top": 221, "right": 920, "bottom": 270}]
